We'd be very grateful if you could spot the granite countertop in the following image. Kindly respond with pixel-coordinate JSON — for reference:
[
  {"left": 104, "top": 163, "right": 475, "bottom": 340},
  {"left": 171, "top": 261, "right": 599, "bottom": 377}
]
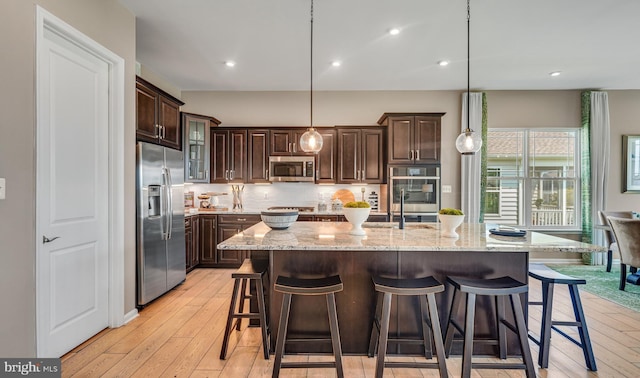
[
  {"left": 184, "top": 208, "right": 388, "bottom": 216},
  {"left": 217, "top": 221, "right": 607, "bottom": 253}
]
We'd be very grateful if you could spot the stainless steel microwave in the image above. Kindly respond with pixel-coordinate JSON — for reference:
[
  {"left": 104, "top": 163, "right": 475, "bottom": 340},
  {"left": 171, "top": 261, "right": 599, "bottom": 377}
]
[{"left": 268, "top": 156, "right": 315, "bottom": 182}]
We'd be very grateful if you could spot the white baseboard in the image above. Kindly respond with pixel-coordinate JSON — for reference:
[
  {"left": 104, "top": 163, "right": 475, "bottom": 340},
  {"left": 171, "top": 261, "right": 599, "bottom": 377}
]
[{"left": 123, "top": 309, "right": 139, "bottom": 325}]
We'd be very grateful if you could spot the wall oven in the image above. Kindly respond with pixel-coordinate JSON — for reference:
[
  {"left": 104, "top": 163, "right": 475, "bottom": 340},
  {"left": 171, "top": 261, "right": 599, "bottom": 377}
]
[
  {"left": 389, "top": 165, "right": 440, "bottom": 221},
  {"left": 268, "top": 156, "right": 315, "bottom": 182}
]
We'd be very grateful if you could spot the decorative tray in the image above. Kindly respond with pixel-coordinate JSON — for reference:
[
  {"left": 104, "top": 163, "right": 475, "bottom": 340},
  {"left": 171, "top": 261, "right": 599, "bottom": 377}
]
[{"left": 489, "top": 228, "right": 527, "bottom": 237}]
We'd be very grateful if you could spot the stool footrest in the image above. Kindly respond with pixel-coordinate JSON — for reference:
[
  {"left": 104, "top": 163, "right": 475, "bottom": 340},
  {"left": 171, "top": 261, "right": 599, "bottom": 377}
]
[
  {"left": 552, "top": 326, "right": 585, "bottom": 349},
  {"left": 384, "top": 361, "right": 442, "bottom": 369},
  {"left": 387, "top": 338, "right": 429, "bottom": 344},
  {"left": 281, "top": 362, "right": 337, "bottom": 369},
  {"left": 473, "top": 362, "right": 527, "bottom": 370},
  {"left": 232, "top": 313, "right": 261, "bottom": 319}
]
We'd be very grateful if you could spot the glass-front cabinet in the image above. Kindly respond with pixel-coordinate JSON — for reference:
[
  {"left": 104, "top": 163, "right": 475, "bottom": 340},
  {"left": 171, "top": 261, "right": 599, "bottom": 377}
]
[{"left": 182, "top": 112, "right": 220, "bottom": 182}]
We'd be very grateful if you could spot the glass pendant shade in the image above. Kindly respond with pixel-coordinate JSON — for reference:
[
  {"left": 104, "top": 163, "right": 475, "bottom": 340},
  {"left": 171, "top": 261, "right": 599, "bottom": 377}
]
[
  {"left": 299, "top": 127, "right": 323, "bottom": 153},
  {"left": 455, "top": 129, "right": 482, "bottom": 155}
]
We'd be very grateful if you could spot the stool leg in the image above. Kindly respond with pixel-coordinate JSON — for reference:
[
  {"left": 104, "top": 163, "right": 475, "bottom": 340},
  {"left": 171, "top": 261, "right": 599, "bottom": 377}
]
[
  {"left": 375, "top": 292, "right": 392, "bottom": 378},
  {"left": 220, "top": 278, "right": 241, "bottom": 360},
  {"left": 236, "top": 278, "right": 248, "bottom": 331},
  {"left": 509, "top": 293, "right": 536, "bottom": 378},
  {"left": 272, "top": 293, "right": 292, "bottom": 378},
  {"left": 326, "top": 293, "right": 344, "bottom": 378},
  {"left": 620, "top": 263, "right": 627, "bottom": 291},
  {"left": 606, "top": 249, "right": 613, "bottom": 272},
  {"left": 444, "top": 287, "right": 462, "bottom": 357},
  {"left": 256, "top": 276, "right": 270, "bottom": 360},
  {"left": 568, "top": 285, "right": 597, "bottom": 371},
  {"left": 419, "top": 294, "right": 433, "bottom": 359},
  {"left": 368, "top": 291, "right": 382, "bottom": 357},
  {"left": 538, "top": 281, "right": 554, "bottom": 368},
  {"left": 461, "top": 292, "right": 476, "bottom": 378},
  {"left": 495, "top": 295, "right": 507, "bottom": 359},
  {"left": 426, "top": 292, "right": 449, "bottom": 378}
]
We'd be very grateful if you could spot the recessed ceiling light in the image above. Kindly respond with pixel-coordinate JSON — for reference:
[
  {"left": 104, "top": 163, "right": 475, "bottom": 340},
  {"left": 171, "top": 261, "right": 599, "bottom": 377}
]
[
  {"left": 331, "top": 61, "right": 341, "bottom": 67},
  {"left": 388, "top": 28, "right": 400, "bottom": 36},
  {"left": 549, "top": 71, "right": 561, "bottom": 77},
  {"left": 225, "top": 61, "right": 236, "bottom": 67},
  {"left": 438, "top": 60, "right": 450, "bottom": 67}
]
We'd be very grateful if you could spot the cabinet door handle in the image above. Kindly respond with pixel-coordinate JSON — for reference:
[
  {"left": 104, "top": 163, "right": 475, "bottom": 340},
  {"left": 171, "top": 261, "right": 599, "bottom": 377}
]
[
  {"left": 293, "top": 142, "right": 297, "bottom": 153},
  {"left": 230, "top": 170, "right": 234, "bottom": 180},
  {"left": 205, "top": 170, "right": 208, "bottom": 179},
  {"left": 155, "top": 124, "right": 160, "bottom": 138},
  {"left": 409, "top": 150, "right": 413, "bottom": 160},
  {"left": 162, "top": 125, "right": 165, "bottom": 139},
  {"left": 288, "top": 142, "right": 292, "bottom": 152},
  {"left": 237, "top": 218, "right": 247, "bottom": 221},
  {"left": 415, "top": 150, "right": 420, "bottom": 161},
  {"left": 225, "top": 170, "right": 229, "bottom": 180},
  {"left": 356, "top": 170, "right": 360, "bottom": 180},
  {"left": 362, "top": 170, "right": 365, "bottom": 181}
]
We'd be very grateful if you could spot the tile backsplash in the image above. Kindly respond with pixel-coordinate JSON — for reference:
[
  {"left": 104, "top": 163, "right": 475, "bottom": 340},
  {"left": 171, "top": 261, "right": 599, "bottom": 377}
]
[{"left": 186, "top": 182, "right": 384, "bottom": 211}]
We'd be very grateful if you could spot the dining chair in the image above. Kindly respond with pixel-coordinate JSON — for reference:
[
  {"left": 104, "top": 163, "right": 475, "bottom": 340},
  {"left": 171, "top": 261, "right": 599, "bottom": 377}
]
[
  {"left": 606, "top": 217, "right": 640, "bottom": 291},
  {"left": 597, "top": 211, "right": 634, "bottom": 272}
]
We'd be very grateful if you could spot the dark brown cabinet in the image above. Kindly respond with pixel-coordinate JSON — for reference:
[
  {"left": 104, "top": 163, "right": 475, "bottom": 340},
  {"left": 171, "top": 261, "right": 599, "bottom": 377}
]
[
  {"left": 315, "top": 129, "right": 337, "bottom": 183},
  {"left": 185, "top": 216, "right": 199, "bottom": 272},
  {"left": 337, "top": 127, "right": 385, "bottom": 184},
  {"left": 136, "top": 76, "right": 184, "bottom": 150},
  {"left": 378, "top": 113, "right": 444, "bottom": 164},
  {"left": 270, "top": 128, "right": 309, "bottom": 155},
  {"left": 248, "top": 129, "right": 270, "bottom": 183},
  {"left": 216, "top": 214, "right": 261, "bottom": 267},
  {"left": 211, "top": 128, "right": 247, "bottom": 183},
  {"left": 199, "top": 214, "right": 217, "bottom": 267}
]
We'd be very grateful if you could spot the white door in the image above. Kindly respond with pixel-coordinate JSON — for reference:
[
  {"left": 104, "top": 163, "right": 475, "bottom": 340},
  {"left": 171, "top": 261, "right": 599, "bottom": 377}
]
[{"left": 37, "top": 25, "right": 110, "bottom": 357}]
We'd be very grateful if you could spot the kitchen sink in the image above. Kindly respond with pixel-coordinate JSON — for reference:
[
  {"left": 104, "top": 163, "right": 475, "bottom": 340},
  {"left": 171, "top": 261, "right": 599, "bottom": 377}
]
[{"left": 362, "top": 222, "right": 434, "bottom": 229}]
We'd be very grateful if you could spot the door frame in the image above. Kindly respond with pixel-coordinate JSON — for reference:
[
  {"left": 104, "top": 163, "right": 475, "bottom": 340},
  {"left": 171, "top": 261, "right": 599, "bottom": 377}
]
[{"left": 35, "top": 6, "right": 126, "bottom": 356}]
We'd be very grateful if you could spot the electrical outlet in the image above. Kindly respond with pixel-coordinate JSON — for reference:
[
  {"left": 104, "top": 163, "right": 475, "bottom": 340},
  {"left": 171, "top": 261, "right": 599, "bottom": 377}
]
[
  {"left": 442, "top": 184, "right": 452, "bottom": 193},
  {"left": 0, "top": 178, "right": 5, "bottom": 199}
]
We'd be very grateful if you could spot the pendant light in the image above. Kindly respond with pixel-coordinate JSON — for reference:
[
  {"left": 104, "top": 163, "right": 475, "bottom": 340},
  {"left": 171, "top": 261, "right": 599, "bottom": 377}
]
[
  {"left": 299, "top": 0, "right": 323, "bottom": 153},
  {"left": 456, "top": 0, "right": 482, "bottom": 155}
]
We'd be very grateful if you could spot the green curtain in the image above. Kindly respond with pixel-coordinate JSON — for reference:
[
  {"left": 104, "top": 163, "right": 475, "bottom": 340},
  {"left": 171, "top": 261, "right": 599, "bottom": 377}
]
[
  {"left": 581, "top": 91, "right": 593, "bottom": 264},
  {"left": 479, "top": 93, "right": 488, "bottom": 222}
]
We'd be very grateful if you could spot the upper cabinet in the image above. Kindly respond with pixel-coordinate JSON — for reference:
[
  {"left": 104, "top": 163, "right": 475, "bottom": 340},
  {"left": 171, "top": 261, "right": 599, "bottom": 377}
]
[
  {"left": 247, "top": 129, "right": 270, "bottom": 183},
  {"left": 211, "top": 128, "right": 247, "bottom": 183},
  {"left": 270, "top": 128, "right": 311, "bottom": 155},
  {"left": 337, "top": 127, "right": 385, "bottom": 184},
  {"left": 136, "top": 76, "right": 184, "bottom": 150},
  {"left": 183, "top": 112, "right": 220, "bottom": 183},
  {"left": 315, "top": 128, "right": 337, "bottom": 183},
  {"left": 378, "top": 113, "right": 444, "bottom": 164}
]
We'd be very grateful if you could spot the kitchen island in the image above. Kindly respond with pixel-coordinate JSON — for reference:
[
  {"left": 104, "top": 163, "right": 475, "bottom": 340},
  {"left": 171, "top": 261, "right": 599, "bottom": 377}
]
[{"left": 217, "top": 221, "right": 605, "bottom": 355}]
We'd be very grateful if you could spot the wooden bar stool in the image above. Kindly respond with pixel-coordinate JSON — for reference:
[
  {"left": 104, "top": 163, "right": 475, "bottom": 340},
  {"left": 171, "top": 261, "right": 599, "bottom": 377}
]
[
  {"left": 528, "top": 263, "right": 597, "bottom": 371},
  {"left": 443, "top": 276, "right": 535, "bottom": 378},
  {"left": 220, "top": 259, "right": 270, "bottom": 360},
  {"left": 272, "top": 275, "right": 344, "bottom": 378},
  {"left": 368, "top": 275, "right": 449, "bottom": 378}
]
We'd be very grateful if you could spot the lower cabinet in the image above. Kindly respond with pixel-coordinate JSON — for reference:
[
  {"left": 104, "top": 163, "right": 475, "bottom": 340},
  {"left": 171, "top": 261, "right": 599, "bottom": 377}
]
[
  {"left": 198, "top": 213, "right": 261, "bottom": 268},
  {"left": 185, "top": 216, "right": 199, "bottom": 272}
]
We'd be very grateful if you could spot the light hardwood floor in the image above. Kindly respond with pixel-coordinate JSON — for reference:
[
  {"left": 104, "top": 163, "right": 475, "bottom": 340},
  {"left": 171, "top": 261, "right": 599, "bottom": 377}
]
[{"left": 61, "top": 268, "right": 640, "bottom": 377}]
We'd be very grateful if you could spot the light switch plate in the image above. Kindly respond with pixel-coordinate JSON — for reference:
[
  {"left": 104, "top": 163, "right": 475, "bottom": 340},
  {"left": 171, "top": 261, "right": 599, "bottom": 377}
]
[
  {"left": 442, "top": 184, "right": 452, "bottom": 193},
  {"left": 0, "top": 178, "right": 5, "bottom": 199}
]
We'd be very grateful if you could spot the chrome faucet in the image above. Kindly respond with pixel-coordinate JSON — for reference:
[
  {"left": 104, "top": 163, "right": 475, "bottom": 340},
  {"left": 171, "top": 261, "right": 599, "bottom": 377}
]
[{"left": 399, "top": 188, "right": 405, "bottom": 229}]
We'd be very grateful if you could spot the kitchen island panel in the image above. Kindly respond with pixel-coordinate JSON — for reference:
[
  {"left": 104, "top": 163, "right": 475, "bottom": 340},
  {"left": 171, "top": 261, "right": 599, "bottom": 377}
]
[{"left": 266, "top": 248, "right": 528, "bottom": 355}]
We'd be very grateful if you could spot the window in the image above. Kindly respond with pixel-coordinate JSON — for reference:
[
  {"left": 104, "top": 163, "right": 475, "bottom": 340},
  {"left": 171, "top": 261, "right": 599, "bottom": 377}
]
[{"left": 484, "top": 129, "right": 581, "bottom": 230}]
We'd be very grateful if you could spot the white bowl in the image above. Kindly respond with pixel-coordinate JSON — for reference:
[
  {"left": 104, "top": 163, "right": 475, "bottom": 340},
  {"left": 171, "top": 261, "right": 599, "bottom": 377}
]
[{"left": 261, "top": 210, "right": 299, "bottom": 230}]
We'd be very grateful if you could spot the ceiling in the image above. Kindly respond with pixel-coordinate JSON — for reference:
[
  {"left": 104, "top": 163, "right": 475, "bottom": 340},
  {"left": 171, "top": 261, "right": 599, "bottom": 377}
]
[{"left": 119, "top": 0, "right": 640, "bottom": 92}]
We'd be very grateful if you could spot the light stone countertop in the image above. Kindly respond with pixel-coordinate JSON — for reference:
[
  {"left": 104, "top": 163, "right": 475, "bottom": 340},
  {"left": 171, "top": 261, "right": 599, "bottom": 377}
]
[
  {"left": 184, "top": 208, "right": 388, "bottom": 217},
  {"left": 217, "top": 221, "right": 607, "bottom": 253}
]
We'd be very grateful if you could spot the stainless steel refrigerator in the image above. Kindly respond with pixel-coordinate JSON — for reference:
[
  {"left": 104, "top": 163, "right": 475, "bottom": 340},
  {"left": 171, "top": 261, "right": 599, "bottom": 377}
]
[{"left": 136, "top": 142, "right": 186, "bottom": 307}]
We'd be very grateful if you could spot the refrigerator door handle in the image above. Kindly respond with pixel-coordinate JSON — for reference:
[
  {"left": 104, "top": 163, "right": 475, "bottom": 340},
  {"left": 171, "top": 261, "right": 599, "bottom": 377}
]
[
  {"left": 161, "top": 167, "right": 170, "bottom": 240},
  {"left": 166, "top": 167, "right": 174, "bottom": 239}
]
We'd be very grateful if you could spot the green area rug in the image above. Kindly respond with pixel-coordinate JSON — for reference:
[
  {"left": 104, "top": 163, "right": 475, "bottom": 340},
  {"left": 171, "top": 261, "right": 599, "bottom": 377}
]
[{"left": 548, "top": 264, "right": 640, "bottom": 312}]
